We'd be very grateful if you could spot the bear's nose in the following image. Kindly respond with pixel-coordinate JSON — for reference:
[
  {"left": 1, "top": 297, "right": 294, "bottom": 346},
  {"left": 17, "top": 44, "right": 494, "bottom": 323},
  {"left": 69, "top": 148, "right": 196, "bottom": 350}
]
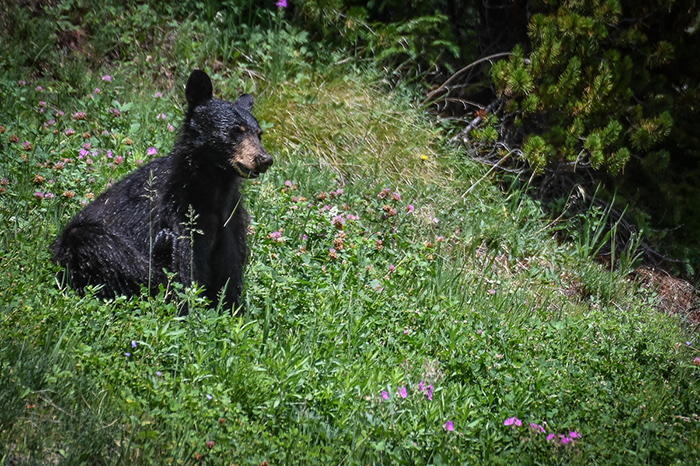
[{"left": 256, "top": 153, "right": 273, "bottom": 173}]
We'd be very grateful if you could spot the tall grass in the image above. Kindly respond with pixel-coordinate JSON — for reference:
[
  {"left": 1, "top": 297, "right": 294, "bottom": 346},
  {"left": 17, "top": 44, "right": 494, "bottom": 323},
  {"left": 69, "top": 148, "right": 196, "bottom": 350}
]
[{"left": 1, "top": 2, "right": 699, "bottom": 465}]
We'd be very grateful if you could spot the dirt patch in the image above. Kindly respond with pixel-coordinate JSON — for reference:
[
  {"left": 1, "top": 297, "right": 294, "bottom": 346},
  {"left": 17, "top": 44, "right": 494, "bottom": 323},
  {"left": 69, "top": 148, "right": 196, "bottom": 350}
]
[{"left": 633, "top": 266, "right": 700, "bottom": 329}]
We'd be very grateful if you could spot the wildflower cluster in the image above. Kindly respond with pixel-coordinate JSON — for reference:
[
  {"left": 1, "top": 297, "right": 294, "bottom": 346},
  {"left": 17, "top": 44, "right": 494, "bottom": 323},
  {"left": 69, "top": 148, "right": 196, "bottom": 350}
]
[
  {"left": 504, "top": 416, "right": 582, "bottom": 448},
  {"left": 1, "top": 74, "right": 175, "bottom": 208}
]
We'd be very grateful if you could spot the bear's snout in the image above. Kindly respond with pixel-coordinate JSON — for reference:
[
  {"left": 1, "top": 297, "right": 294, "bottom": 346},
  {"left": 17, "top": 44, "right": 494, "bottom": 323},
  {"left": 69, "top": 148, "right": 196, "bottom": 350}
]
[{"left": 256, "top": 152, "right": 273, "bottom": 173}]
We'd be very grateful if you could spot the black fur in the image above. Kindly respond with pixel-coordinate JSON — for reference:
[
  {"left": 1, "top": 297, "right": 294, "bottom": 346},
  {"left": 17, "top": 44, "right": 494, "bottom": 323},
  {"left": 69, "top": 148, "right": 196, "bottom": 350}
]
[{"left": 51, "top": 70, "right": 273, "bottom": 313}]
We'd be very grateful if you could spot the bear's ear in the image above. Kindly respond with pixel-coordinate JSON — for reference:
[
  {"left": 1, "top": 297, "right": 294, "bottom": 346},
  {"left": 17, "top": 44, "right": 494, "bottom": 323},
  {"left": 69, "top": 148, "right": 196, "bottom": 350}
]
[
  {"left": 236, "top": 94, "right": 254, "bottom": 112},
  {"left": 186, "top": 70, "right": 213, "bottom": 111}
]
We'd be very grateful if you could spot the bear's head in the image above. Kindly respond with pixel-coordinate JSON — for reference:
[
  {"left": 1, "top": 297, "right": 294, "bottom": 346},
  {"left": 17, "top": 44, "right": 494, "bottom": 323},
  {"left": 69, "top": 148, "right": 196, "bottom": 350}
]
[{"left": 184, "top": 70, "right": 273, "bottom": 179}]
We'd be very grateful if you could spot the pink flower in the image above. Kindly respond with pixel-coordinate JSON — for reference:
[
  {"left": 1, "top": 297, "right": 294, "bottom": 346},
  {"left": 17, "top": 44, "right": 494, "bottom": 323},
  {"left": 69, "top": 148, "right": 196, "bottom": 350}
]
[
  {"left": 530, "top": 423, "right": 546, "bottom": 434},
  {"left": 419, "top": 381, "right": 424, "bottom": 392},
  {"left": 569, "top": 431, "right": 580, "bottom": 438},
  {"left": 391, "top": 192, "right": 401, "bottom": 201},
  {"left": 388, "top": 264, "right": 395, "bottom": 272},
  {"left": 65, "top": 128, "right": 75, "bottom": 136},
  {"left": 381, "top": 390, "right": 389, "bottom": 400},
  {"left": 147, "top": 147, "right": 157, "bottom": 156},
  {"left": 44, "top": 192, "right": 54, "bottom": 199},
  {"left": 156, "top": 113, "right": 166, "bottom": 120},
  {"left": 547, "top": 433, "right": 555, "bottom": 441},
  {"left": 477, "top": 329, "right": 483, "bottom": 335},
  {"left": 102, "top": 75, "right": 112, "bottom": 82},
  {"left": 34, "top": 192, "right": 44, "bottom": 200},
  {"left": 94, "top": 88, "right": 100, "bottom": 93},
  {"left": 444, "top": 420, "right": 454, "bottom": 431},
  {"left": 332, "top": 215, "right": 345, "bottom": 230},
  {"left": 154, "top": 92, "right": 163, "bottom": 98},
  {"left": 398, "top": 387, "right": 407, "bottom": 398},
  {"left": 504, "top": 417, "right": 522, "bottom": 427},
  {"left": 276, "top": 0, "right": 287, "bottom": 7},
  {"left": 488, "top": 289, "right": 496, "bottom": 295},
  {"left": 426, "top": 385, "right": 433, "bottom": 401},
  {"left": 36, "top": 86, "right": 43, "bottom": 91},
  {"left": 406, "top": 204, "right": 415, "bottom": 213}
]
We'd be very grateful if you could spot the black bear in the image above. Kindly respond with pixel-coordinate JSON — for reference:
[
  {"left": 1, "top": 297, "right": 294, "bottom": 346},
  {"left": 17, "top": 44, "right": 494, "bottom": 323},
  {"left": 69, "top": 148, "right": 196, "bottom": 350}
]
[{"left": 52, "top": 70, "right": 273, "bottom": 313}]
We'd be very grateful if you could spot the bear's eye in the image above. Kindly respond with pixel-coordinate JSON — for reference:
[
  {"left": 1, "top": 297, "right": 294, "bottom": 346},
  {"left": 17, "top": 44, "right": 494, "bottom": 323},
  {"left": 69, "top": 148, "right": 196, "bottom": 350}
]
[
  {"left": 230, "top": 126, "right": 246, "bottom": 137},
  {"left": 258, "top": 130, "right": 264, "bottom": 139}
]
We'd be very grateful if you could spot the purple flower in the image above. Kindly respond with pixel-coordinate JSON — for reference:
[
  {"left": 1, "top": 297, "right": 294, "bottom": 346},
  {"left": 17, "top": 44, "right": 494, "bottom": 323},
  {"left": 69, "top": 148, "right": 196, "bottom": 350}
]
[
  {"left": 445, "top": 420, "right": 454, "bottom": 431},
  {"left": 39, "top": 101, "right": 46, "bottom": 107},
  {"left": 94, "top": 88, "right": 100, "bottom": 93},
  {"left": 154, "top": 92, "right": 163, "bottom": 98},
  {"left": 391, "top": 192, "right": 401, "bottom": 201},
  {"left": 426, "top": 385, "right": 433, "bottom": 401},
  {"left": 102, "top": 75, "right": 112, "bottom": 82},
  {"left": 406, "top": 204, "right": 415, "bottom": 213},
  {"left": 167, "top": 123, "right": 175, "bottom": 132},
  {"left": 569, "top": 431, "right": 580, "bottom": 439},
  {"left": 207, "top": 394, "right": 213, "bottom": 400},
  {"left": 36, "top": 86, "right": 43, "bottom": 91},
  {"left": 73, "top": 111, "right": 87, "bottom": 120},
  {"left": 156, "top": 371, "right": 162, "bottom": 376},
  {"left": 79, "top": 149, "right": 89, "bottom": 158},
  {"left": 687, "top": 341, "right": 692, "bottom": 346},
  {"left": 22, "top": 142, "right": 32, "bottom": 150},
  {"left": 65, "top": 128, "right": 75, "bottom": 136},
  {"left": 276, "top": 0, "right": 287, "bottom": 7},
  {"left": 147, "top": 147, "right": 157, "bottom": 156},
  {"left": 125, "top": 352, "right": 131, "bottom": 357},
  {"left": 547, "top": 433, "right": 556, "bottom": 442},
  {"left": 488, "top": 289, "right": 496, "bottom": 295},
  {"left": 432, "top": 217, "right": 439, "bottom": 225},
  {"left": 504, "top": 417, "right": 522, "bottom": 427},
  {"left": 419, "top": 380, "right": 424, "bottom": 392},
  {"left": 114, "top": 155, "right": 123, "bottom": 164},
  {"left": 44, "top": 192, "right": 54, "bottom": 199},
  {"left": 530, "top": 423, "right": 546, "bottom": 434},
  {"left": 131, "top": 340, "right": 137, "bottom": 348},
  {"left": 381, "top": 390, "right": 389, "bottom": 400},
  {"left": 398, "top": 387, "right": 407, "bottom": 398},
  {"left": 270, "top": 231, "right": 282, "bottom": 241},
  {"left": 35, "top": 192, "right": 44, "bottom": 200},
  {"left": 388, "top": 264, "right": 396, "bottom": 272}
]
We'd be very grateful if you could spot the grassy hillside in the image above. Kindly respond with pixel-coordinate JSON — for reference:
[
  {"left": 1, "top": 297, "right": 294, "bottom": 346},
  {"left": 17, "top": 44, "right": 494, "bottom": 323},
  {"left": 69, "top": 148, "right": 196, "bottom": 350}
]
[{"left": 1, "top": 2, "right": 700, "bottom": 465}]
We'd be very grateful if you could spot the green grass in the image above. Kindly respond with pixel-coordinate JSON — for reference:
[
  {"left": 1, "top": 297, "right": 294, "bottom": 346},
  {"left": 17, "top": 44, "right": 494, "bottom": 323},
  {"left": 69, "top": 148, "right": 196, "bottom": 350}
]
[{"left": 2, "top": 3, "right": 700, "bottom": 465}]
